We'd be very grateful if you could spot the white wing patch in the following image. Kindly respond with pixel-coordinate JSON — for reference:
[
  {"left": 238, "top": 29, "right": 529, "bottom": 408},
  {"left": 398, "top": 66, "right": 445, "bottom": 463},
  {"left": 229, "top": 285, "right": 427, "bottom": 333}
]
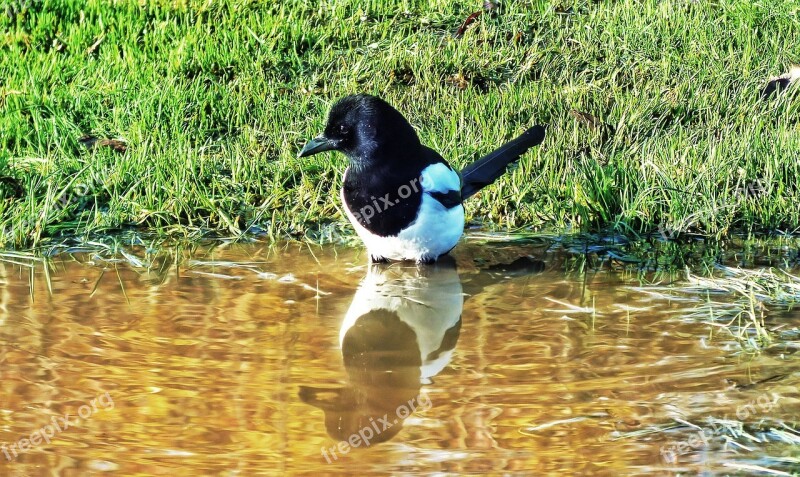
[{"left": 419, "top": 162, "right": 461, "bottom": 194}]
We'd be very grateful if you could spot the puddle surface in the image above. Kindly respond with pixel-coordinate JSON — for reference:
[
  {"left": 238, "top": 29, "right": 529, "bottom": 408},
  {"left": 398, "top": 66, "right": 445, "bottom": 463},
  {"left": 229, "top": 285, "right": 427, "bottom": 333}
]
[{"left": 1, "top": 236, "right": 799, "bottom": 475}]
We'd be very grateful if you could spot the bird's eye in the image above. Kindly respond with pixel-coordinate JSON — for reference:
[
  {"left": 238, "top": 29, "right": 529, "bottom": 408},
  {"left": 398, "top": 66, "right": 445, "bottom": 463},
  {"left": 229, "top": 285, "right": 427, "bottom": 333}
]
[{"left": 339, "top": 124, "right": 349, "bottom": 135}]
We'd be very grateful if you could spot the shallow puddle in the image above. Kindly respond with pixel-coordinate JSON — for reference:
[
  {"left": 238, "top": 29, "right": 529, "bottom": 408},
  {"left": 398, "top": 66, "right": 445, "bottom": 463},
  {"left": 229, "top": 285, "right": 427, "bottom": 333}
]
[{"left": 1, "top": 235, "right": 799, "bottom": 475}]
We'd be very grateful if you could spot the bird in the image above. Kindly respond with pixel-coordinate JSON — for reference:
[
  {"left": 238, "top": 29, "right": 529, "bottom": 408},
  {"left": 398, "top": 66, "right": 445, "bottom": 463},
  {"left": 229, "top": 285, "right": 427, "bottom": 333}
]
[
  {"left": 298, "top": 94, "right": 546, "bottom": 263},
  {"left": 299, "top": 260, "right": 462, "bottom": 448},
  {"left": 297, "top": 254, "right": 547, "bottom": 449}
]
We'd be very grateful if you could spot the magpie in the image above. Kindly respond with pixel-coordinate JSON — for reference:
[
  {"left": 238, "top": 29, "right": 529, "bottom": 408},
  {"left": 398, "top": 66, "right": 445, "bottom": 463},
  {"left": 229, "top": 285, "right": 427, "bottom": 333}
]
[
  {"left": 297, "top": 254, "right": 547, "bottom": 445},
  {"left": 299, "top": 260, "right": 462, "bottom": 445},
  {"left": 299, "top": 94, "right": 546, "bottom": 263}
]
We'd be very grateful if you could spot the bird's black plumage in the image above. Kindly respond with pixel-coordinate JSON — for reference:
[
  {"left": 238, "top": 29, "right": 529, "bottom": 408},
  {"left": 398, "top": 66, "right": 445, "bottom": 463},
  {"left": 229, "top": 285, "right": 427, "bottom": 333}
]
[
  {"left": 460, "top": 125, "right": 547, "bottom": 200},
  {"left": 343, "top": 149, "right": 462, "bottom": 237},
  {"left": 303, "top": 95, "right": 458, "bottom": 237},
  {"left": 298, "top": 94, "right": 546, "bottom": 262}
]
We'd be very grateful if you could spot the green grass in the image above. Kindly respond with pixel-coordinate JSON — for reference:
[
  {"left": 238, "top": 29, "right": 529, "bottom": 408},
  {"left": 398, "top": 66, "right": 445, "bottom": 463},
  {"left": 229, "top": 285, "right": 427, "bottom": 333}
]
[{"left": 1, "top": 0, "right": 799, "bottom": 248}]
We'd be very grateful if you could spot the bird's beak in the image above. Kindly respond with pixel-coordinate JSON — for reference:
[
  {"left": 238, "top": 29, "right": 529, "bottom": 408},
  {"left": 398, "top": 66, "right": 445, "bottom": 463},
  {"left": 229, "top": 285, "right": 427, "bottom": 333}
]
[{"left": 298, "top": 135, "right": 336, "bottom": 158}]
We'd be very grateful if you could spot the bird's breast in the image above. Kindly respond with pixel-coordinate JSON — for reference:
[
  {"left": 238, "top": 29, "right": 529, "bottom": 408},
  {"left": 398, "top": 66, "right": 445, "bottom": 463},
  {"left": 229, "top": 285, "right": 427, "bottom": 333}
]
[{"left": 341, "top": 167, "right": 425, "bottom": 237}]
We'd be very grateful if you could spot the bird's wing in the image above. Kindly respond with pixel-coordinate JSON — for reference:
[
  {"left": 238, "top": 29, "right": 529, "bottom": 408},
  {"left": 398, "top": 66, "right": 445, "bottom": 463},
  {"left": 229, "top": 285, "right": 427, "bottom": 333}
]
[{"left": 418, "top": 149, "right": 463, "bottom": 209}]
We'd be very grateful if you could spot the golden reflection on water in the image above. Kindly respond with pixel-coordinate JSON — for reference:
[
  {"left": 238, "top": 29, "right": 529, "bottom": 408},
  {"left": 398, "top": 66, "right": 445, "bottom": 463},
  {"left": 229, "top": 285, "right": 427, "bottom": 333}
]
[{"left": 0, "top": 239, "right": 798, "bottom": 475}]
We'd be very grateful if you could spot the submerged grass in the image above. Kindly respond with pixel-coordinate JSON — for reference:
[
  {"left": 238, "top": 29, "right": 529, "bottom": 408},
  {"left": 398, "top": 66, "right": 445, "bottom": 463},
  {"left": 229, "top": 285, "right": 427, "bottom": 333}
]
[
  {"left": 1, "top": 0, "right": 799, "bottom": 248},
  {"left": 632, "top": 265, "right": 800, "bottom": 349}
]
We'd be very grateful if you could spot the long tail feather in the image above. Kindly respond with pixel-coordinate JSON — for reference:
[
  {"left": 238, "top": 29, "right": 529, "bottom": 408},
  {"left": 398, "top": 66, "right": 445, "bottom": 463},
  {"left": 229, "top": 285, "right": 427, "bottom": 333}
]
[{"left": 460, "top": 125, "right": 546, "bottom": 200}]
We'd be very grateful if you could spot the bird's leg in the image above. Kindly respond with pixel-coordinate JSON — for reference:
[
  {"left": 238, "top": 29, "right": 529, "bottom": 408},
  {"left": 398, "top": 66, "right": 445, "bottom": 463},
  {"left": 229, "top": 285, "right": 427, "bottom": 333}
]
[
  {"left": 370, "top": 255, "right": 390, "bottom": 264},
  {"left": 418, "top": 256, "right": 438, "bottom": 265}
]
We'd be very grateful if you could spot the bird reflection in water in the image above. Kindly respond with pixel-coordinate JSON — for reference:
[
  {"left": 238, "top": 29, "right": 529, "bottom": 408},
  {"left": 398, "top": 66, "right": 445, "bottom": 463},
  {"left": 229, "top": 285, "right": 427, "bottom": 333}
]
[{"left": 299, "top": 257, "right": 462, "bottom": 451}]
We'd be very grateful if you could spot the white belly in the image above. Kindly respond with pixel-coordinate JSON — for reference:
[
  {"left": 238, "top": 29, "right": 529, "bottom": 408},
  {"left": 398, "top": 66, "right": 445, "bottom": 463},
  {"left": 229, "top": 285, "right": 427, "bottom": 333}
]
[
  {"left": 340, "top": 263, "right": 463, "bottom": 381},
  {"left": 341, "top": 162, "right": 465, "bottom": 262},
  {"left": 343, "top": 191, "right": 465, "bottom": 262}
]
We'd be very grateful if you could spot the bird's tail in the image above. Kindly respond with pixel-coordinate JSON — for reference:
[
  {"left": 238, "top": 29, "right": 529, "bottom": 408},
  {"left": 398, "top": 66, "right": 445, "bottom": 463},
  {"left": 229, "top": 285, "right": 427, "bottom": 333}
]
[{"left": 460, "top": 125, "right": 546, "bottom": 200}]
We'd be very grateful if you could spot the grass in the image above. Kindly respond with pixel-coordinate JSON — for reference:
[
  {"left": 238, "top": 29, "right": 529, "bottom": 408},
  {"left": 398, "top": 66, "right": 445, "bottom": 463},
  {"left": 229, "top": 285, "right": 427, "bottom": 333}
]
[
  {"left": 627, "top": 264, "right": 800, "bottom": 349},
  {"left": 1, "top": 0, "right": 799, "bottom": 248}
]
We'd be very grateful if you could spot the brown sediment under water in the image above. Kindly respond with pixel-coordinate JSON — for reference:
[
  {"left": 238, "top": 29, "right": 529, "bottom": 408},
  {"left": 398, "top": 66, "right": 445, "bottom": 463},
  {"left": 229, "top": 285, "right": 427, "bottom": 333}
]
[{"left": 1, "top": 233, "right": 799, "bottom": 475}]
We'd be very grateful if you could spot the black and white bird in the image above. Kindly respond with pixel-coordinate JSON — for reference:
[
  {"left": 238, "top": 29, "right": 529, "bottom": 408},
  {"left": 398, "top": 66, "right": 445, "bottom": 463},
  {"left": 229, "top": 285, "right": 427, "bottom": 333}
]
[
  {"left": 299, "top": 260, "right": 463, "bottom": 445},
  {"left": 339, "top": 261, "right": 463, "bottom": 385},
  {"left": 299, "top": 94, "right": 545, "bottom": 263}
]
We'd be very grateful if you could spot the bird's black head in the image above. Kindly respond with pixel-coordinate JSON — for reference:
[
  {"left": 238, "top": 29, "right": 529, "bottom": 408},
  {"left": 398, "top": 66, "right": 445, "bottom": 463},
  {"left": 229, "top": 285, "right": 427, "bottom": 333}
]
[{"left": 298, "top": 94, "right": 420, "bottom": 164}]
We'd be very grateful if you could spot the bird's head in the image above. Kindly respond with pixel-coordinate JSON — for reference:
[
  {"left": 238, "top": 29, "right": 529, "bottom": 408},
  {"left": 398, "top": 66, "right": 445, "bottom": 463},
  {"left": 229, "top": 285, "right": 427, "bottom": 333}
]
[{"left": 298, "top": 94, "right": 420, "bottom": 164}]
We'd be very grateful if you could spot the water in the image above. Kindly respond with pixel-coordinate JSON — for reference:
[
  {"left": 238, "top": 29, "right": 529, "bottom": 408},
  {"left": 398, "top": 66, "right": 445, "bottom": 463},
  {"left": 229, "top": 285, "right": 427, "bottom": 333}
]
[{"left": 1, "top": 235, "right": 799, "bottom": 475}]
